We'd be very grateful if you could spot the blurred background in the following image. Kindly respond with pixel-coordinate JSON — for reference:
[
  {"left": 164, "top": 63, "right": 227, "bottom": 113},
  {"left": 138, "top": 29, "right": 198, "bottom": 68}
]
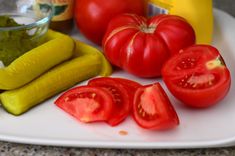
[{"left": 214, "top": 0, "right": 235, "bottom": 16}]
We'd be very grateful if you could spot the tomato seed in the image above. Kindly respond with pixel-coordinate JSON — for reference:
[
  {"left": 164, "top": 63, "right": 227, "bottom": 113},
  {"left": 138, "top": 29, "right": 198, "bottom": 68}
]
[
  {"left": 91, "top": 93, "right": 96, "bottom": 98},
  {"left": 177, "top": 57, "right": 198, "bottom": 70},
  {"left": 64, "top": 97, "right": 69, "bottom": 102},
  {"left": 142, "top": 112, "right": 146, "bottom": 117},
  {"left": 111, "top": 88, "right": 116, "bottom": 92},
  {"left": 192, "top": 84, "right": 197, "bottom": 88},
  {"left": 176, "top": 66, "right": 181, "bottom": 70},
  {"left": 78, "top": 94, "right": 84, "bottom": 98},
  {"left": 115, "top": 99, "right": 121, "bottom": 102},
  {"left": 208, "top": 81, "right": 213, "bottom": 86}
]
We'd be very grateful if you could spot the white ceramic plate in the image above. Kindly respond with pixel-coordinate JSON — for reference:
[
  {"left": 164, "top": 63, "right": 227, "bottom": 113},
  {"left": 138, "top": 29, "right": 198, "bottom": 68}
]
[{"left": 1, "top": 9, "right": 235, "bottom": 149}]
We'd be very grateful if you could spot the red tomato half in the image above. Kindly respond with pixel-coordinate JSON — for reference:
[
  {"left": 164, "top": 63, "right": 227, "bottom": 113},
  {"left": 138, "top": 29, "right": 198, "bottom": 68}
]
[
  {"left": 133, "top": 83, "right": 179, "bottom": 130},
  {"left": 162, "top": 45, "right": 231, "bottom": 108},
  {"left": 103, "top": 14, "right": 195, "bottom": 77},
  {"left": 88, "top": 77, "right": 131, "bottom": 126},
  {"left": 55, "top": 86, "right": 114, "bottom": 123},
  {"left": 74, "top": 0, "right": 146, "bottom": 45}
]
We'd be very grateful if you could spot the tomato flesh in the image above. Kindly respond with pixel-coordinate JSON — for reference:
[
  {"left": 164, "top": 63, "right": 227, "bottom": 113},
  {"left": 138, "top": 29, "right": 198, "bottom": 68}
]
[
  {"left": 113, "top": 77, "right": 142, "bottom": 96},
  {"left": 55, "top": 86, "right": 114, "bottom": 123},
  {"left": 133, "top": 83, "right": 179, "bottom": 130},
  {"left": 162, "top": 45, "right": 231, "bottom": 108},
  {"left": 88, "top": 77, "right": 131, "bottom": 126}
]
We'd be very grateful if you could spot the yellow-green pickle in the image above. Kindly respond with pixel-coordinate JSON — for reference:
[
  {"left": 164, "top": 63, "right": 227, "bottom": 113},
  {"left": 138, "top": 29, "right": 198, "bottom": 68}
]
[
  {"left": 0, "top": 38, "right": 112, "bottom": 115},
  {"left": 0, "top": 30, "right": 74, "bottom": 90}
]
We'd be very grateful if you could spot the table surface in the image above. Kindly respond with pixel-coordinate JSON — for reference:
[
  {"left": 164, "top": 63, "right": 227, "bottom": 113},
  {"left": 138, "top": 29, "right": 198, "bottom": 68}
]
[{"left": 1, "top": 0, "right": 235, "bottom": 155}]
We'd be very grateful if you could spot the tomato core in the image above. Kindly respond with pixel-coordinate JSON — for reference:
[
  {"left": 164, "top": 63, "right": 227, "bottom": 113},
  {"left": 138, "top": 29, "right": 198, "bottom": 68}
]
[
  {"left": 206, "top": 57, "right": 224, "bottom": 70},
  {"left": 139, "top": 24, "right": 156, "bottom": 34},
  {"left": 175, "top": 73, "right": 217, "bottom": 89},
  {"left": 138, "top": 86, "right": 159, "bottom": 120},
  {"left": 74, "top": 98, "right": 100, "bottom": 113}
]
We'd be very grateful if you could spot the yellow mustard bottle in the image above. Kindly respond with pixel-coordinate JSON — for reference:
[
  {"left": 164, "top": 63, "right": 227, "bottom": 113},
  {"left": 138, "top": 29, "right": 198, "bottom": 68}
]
[{"left": 148, "top": 0, "right": 213, "bottom": 44}]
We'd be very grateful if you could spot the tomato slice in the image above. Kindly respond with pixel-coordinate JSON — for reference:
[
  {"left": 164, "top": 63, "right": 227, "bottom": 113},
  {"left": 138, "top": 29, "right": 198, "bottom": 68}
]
[
  {"left": 54, "top": 86, "right": 114, "bottom": 123},
  {"left": 133, "top": 83, "right": 179, "bottom": 130},
  {"left": 113, "top": 77, "right": 142, "bottom": 103},
  {"left": 113, "top": 77, "right": 142, "bottom": 94},
  {"left": 88, "top": 77, "right": 131, "bottom": 126},
  {"left": 162, "top": 45, "right": 231, "bottom": 108}
]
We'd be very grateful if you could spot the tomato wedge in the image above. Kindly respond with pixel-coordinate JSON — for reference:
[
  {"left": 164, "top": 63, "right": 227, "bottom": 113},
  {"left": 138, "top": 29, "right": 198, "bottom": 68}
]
[
  {"left": 88, "top": 77, "right": 131, "bottom": 126},
  {"left": 162, "top": 45, "right": 231, "bottom": 108},
  {"left": 54, "top": 86, "right": 114, "bottom": 123},
  {"left": 113, "top": 77, "right": 142, "bottom": 96},
  {"left": 133, "top": 83, "right": 179, "bottom": 130}
]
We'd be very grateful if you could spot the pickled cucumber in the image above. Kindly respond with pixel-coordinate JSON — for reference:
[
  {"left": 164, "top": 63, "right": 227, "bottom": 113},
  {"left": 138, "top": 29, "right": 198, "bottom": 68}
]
[
  {"left": 0, "top": 30, "right": 74, "bottom": 90},
  {"left": 74, "top": 40, "right": 112, "bottom": 76},
  {"left": 0, "top": 54, "right": 101, "bottom": 115},
  {"left": 0, "top": 40, "right": 112, "bottom": 115}
]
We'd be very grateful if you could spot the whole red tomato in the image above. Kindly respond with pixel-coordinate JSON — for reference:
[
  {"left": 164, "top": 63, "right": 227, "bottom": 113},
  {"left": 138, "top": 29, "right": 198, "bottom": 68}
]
[
  {"left": 74, "top": 0, "right": 146, "bottom": 45},
  {"left": 103, "top": 14, "right": 195, "bottom": 77}
]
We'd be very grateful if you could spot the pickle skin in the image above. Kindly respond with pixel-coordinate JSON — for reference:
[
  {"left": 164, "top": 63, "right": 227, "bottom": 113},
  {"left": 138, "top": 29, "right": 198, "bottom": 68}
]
[
  {"left": 0, "top": 54, "right": 102, "bottom": 115},
  {"left": 0, "top": 30, "right": 74, "bottom": 90},
  {"left": 74, "top": 40, "right": 112, "bottom": 76}
]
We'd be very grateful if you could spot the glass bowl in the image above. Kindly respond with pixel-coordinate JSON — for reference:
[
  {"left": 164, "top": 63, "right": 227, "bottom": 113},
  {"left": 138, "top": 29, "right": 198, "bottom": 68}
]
[{"left": 0, "top": 0, "right": 53, "bottom": 67}]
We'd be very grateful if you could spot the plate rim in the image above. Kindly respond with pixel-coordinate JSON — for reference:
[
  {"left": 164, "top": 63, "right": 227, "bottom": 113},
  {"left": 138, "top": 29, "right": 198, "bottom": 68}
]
[{"left": 0, "top": 133, "right": 235, "bottom": 149}]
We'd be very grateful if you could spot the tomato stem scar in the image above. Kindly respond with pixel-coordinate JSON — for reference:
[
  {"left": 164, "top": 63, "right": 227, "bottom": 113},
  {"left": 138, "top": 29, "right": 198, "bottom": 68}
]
[{"left": 206, "top": 57, "right": 224, "bottom": 70}]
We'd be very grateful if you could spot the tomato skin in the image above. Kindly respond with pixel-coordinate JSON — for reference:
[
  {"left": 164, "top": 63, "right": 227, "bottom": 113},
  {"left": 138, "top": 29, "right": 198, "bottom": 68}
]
[
  {"left": 149, "top": 15, "right": 196, "bottom": 55},
  {"left": 88, "top": 77, "right": 131, "bottom": 126},
  {"left": 54, "top": 86, "right": 114, "bottom": 123},
  {"left": 162, "top": 45, "right": 231, "bottom": 108},
  {"left": 133, "top": 83, "right": 179, "bottom": 130},
  {"left": 113, "top": 77, "right": 142, "bottom": 95},
  {"left": 74, "top": 0, "right": 146, "bottom": 45},
  {"left": 103, "top": 14, "right": 195, "bottom": 77}
]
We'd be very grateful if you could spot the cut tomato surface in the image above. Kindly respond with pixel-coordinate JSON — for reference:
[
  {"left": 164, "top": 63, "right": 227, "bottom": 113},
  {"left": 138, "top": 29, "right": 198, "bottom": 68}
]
[
  {"left": 88, "top": 77, "right": 131, "bottom": 126},
  {"left": 54, "top": 86, "right": 114, "bottom": 123},
  {"left": 162, "top": 45, "right": 231, "bottom": 108},
  {"left": 133, "top": 83, "right": 179, "bottom": 130}
]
